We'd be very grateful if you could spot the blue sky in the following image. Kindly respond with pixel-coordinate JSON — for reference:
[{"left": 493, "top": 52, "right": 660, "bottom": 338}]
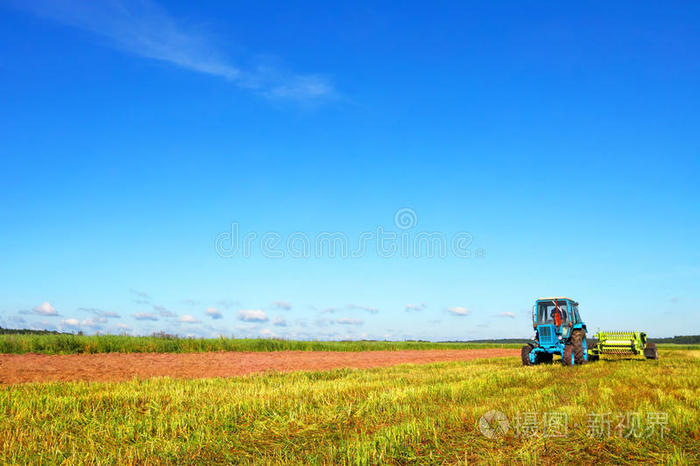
[{"left": 1, "top": 1, "right": 698, "bottom": 340}]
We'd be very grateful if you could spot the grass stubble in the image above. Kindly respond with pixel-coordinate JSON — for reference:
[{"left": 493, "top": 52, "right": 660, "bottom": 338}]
[{"left": 1, "top": 350, "right": 698, "bottom": 464}]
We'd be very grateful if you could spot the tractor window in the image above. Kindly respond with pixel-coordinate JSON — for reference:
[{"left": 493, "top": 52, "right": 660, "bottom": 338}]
[
  {"left": 572, "top": 305, "right": 580, "bottom": 323},
  {"left": 536, "top": 301, "right": 569, "bottom": 324}
]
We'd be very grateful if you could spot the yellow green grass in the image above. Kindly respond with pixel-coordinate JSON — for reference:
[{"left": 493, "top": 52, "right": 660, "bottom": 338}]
[
  {"left": 1, "top": 333, "right": 696, "bottom": 355},
  {"left": 1, "top": 350, "right": 698, "bottom": 464},
  {"left": 0, "top": 333, "right": 523, "bottom": 354}
]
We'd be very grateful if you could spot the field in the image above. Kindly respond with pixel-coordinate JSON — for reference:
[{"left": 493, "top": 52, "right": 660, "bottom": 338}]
[{"left": 1, "top": 348, "right": 698, "bottom": 464}]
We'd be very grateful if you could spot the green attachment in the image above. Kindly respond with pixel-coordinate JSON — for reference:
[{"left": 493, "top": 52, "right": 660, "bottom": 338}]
[{"left": 591, "top": 331, "right": 647, "bottom": 356}]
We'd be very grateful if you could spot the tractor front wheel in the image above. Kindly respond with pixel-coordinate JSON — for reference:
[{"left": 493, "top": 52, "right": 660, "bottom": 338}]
[
  {"left": 571, "top": 329, "right": 587, "bottom": 365},
  {"left": 644, "top": 342, "right": 659, "bottom": 360},
  {"left": 521, "top": 345, "right": 534, "bottom": 366},
  {"left": 562, "top": 344, "right": 575, "bottom": 366}
]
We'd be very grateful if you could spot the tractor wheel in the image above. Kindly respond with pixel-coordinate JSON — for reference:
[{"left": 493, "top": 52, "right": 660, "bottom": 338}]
[
  {"left": 571, "top": 329, "right": 587, "bottom": 365},
  {"left": 644, "top": 342, "right": 658, "bottom": 360},
  {"left": 562, "top": 344, "right": 575, "bottom": 366},
  {"left": 521, "top": 345, "right": 534, "bottom": 366}
]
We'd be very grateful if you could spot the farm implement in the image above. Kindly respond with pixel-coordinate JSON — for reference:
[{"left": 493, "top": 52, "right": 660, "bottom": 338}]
[
  {"left": 588, "top": 330, "right": 658, "bottom": 361},
  {"left": 521, "top": 297, "right": 658, "bottom": 366}
]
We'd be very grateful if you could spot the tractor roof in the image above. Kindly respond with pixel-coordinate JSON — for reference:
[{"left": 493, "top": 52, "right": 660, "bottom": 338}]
[{"left": 537, "top": 297, "right": 577, "bottom": 302}]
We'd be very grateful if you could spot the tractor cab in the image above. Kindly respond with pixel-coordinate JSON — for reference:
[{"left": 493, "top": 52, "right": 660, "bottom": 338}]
[
  {"left": 522, "top": 297, "right": 588, "bottom": 366},
  {"left": 533, "top": 298, "right": 583, "bottom": 341}
]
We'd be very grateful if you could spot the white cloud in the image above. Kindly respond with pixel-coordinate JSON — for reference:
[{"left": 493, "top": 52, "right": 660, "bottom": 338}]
[
  {"left": 80, "top": 318, "right": 105, "bottom": 328},
  {"left": 205, "top": 307, "right": 222, "bottom": 319},
  {"left": 12, "top": 0, "right": 334, "bottom": 102},
  {"left": 33, "top": 302, "right": 58, "bottom": 316},
  {"left": 179, "top": 314, "right": 201, "bottom": 324},
  {"left": 335, "top": 318, "right": 363, "bottom": 325},
  {"left": 260, "top": 328, "right": 275, "bottom": 337},
  {"left": 405, "top": 304, "right": 426, "bottom": 312},
  {"left": 447, "top": 307, "right": 470, "bottom": 316},
  {"left": 133, "top": 312, "right": 159, "bottom": 321},
  {"left": 497, "top": 312, "right": 516, "bottom": 319},
  {"left": 237, "top": 309, "right": 268, "bottom": 322},
  {"left": 61, "top": 318, "right": 80, "bottom": 328}
]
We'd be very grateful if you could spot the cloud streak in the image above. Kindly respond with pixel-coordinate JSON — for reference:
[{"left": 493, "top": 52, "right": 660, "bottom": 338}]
[
  {"left": 348, "top": 304, "right": 379, "bottom": 314},
  {"left": 13, "top": 0, "right": 334, "bottom": 101},
  {"left": 405, "top": 304, "right": 426, "bottom": 312}
]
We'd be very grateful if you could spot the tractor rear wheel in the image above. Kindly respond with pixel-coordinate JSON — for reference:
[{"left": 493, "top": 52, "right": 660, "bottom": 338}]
[
  {"left": 571, "top": 329, "right": 587, "bottom": 365},
  {"left": 562, "top": 344, "right": 575, "bottom": 366},
  {"left": 521, "top": 345, "right": 534, "bottom": 366},
  {"left": 644, "top": 342, "right": 658, "bottom": 360}
]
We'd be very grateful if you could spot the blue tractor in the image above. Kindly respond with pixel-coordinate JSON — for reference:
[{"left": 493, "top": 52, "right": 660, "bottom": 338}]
[{"left": 521, "top": 297, "right": 588, "bottom": 366}]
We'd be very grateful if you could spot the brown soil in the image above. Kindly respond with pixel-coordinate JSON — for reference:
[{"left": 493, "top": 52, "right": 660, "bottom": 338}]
[{"left": 0, "top": 349, "right": 517, "bottom": 385}]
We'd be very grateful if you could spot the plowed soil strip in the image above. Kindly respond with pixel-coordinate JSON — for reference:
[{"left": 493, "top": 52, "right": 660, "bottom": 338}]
[{"left": 0, "top": 349, "right": 518, "bottom": 384}]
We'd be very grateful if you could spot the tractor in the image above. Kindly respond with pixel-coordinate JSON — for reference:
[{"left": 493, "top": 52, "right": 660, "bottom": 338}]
[
  {"left": 522, "top": 297, "right": 587, "bottom": 366},
  {"left": 521, "top": 297, "right": 658, "bottom": 366}
]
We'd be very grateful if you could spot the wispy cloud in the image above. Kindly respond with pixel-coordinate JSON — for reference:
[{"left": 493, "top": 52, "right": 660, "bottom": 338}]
[
  {"left": 130, "top": 289, "right": 150, "bottom": 299},
  {"left": 348, "top": 304, "right": 379, "bottom": 314},
  {"left": 206, "top": 307, "right": 222, "bottom": 319},
  {"left": 12, "top": 0, "right": 334, "bottom": 102},
  {"left": 153, "top": 305, "right": 177, "bottom": 318},
  {"left": 133, "top": 312, "right": 159, "bottom": 321},
  {"left": 218, "top": 299, "right": 238, "bottom": 310},
  {"left": 272, "top": 316, "right": 288, "bottom": 327},
  {"left": 405, "top": 303, "right": 426, "bottom": 312},
  {"left": 273, "top": 301, "right": 292, "bottom": 311},
  {"left": 497, "top": 312, "right": 516, "bottom": 319},
  {"left": 79, "top": 307, "right": 120, "bottom": 318},
  {"left": 7, "top": 315, "right": 26, "bottom": 326}
]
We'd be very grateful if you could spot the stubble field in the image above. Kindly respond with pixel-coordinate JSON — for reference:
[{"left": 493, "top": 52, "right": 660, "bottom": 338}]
[{"left": 1, "top": 345, "right": 698, "bottom": 464}]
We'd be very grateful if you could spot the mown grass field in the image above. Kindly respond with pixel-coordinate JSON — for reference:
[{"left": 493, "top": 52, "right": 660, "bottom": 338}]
[
  {"left": 1, "top": 350, "right": 698, "bottom": 464},
  {"left": 0, "top": 333, "right": 523, "bottom": 354}
]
